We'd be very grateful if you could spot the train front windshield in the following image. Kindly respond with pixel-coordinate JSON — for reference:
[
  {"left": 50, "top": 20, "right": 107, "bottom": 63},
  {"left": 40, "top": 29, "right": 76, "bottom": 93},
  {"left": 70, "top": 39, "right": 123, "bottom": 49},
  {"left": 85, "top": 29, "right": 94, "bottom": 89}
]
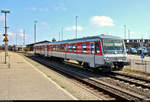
[{"left": 103, "top": 39, "right": 124, "bottom": 54}]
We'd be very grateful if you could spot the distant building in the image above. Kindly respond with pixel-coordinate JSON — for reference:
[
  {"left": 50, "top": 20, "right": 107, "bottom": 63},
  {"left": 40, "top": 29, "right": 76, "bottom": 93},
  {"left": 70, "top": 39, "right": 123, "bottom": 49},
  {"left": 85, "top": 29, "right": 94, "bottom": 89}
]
[
  {"left": 124, "top": 39, "right": 150, "bottom": 48},
  {"left": 26, "top": 40, "right": 50, "bottom": 51},
  {"left": 9, "top": 45, "right": 23, "bottom": 51}
]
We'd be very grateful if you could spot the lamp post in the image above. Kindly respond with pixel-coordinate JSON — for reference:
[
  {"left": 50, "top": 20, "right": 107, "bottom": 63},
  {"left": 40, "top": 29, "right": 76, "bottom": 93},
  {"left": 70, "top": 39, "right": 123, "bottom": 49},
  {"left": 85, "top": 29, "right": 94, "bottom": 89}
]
[
  {"left": 124, "top": 25, "right": 126, "bottom": 39},
  {"left": 1, "top": 10, "right": 10, "bottom": 64},
  {"left": 59, "top": 32, "right": 60, "bottom": 41},
  {"left": 61, "top": 27, "right": 63, "bottom": 41},
  {"left": 75, "top": 16, "right": 78, "bottom": 39},
  {"left": 128, "top": 29, "right": 130, "bottom": 39},
  {"left": 22, "top": 29, "right": 25, "bottom": 51},
  {"left": 34, "top": 20, "right": 37, "bottom": 43}
]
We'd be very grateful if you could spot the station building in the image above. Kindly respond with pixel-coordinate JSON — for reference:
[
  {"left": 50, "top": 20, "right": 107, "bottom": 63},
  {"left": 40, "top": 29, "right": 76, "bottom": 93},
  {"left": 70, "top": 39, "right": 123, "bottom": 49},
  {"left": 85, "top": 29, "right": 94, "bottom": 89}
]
[
  {"left": 26, "top": 40, "right": 50, "bottom": 51},
  {"left": 124, "top": 39, "right": 150, "bottom": 48}
]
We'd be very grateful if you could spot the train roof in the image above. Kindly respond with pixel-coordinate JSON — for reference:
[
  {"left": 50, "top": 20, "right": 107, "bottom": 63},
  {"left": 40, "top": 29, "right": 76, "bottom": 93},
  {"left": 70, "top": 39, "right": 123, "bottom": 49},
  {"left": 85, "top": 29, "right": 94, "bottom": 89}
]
[{"left": 34, "top": 34, "right": 122, "bottom": 46}]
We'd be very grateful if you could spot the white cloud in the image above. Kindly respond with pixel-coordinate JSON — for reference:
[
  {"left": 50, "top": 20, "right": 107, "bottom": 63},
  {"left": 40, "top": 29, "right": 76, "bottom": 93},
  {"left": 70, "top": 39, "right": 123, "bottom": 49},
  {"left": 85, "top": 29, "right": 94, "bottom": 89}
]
[
  {"left": 25, "top": 7, "right": 49, "bottom": 12},
  {"left": 0, "top": 15, "right": 5, "bottom": 26},
  {"left": 39, "top": 8, "right": 49, "bottom": 12},
  {"left": 41, "top": 22, "right": 49, "bottom": 30},
  {"left": 55, "top": 3, "right": 67, "bottom": 11},
  {"left": 24, "top": 7, "right": 37, "bottom": 11},
  {"left": 65, "top": 26, "right": 83, "bottom": 31},
  {"left": 130, "top": 32, "right": 134, "bottom": 34},
  {"left": 18, "top": 29, "right": 28, "bottom": 40},
  {"left": 90, "top": 16, "right": 114, "bottom": 27},
  {"left": 0, "top": 15, "right": 5, "bottom": 22},
  {"left": 8, "top": 32, "right": 13, "bottom": 37},
  {"left": 19, "top": 29, "right": 24, "bottom": 37}
]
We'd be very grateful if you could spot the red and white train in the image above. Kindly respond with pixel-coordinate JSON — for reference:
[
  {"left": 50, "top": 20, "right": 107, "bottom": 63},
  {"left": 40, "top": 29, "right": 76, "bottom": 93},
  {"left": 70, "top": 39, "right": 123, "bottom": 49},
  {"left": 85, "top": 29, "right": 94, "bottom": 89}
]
[{"left": 34, "top": 34, "right": 130, "bottom": 71}]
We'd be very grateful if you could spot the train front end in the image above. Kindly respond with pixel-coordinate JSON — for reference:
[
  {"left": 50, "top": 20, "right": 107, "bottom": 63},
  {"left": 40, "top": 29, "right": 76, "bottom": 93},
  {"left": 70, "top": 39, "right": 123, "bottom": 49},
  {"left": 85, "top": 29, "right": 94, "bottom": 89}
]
[{"left": 102, "top": 38, "right": 130, "bottom": 71}]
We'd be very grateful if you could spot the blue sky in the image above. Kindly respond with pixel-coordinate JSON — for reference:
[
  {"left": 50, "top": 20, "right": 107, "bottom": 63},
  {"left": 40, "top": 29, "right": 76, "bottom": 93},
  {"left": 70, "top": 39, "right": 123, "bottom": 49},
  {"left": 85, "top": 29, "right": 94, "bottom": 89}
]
[{"left": 0, "top": 0, "right": 150, "bottom": 45}]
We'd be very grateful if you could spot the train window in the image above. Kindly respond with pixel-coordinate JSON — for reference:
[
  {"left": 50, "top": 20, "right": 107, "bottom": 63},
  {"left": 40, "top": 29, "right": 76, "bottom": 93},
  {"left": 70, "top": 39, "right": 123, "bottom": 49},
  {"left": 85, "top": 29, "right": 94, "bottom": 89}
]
[
  {"left": 81, "top": 43, "right": 87, "bottom": 53},
  {"left": 69, "top": 44, "right": 72, "bottom": 52},
  {"left": 51, "top": 45, "right": 53, "bottom": 51},
  {"left": 95, "top": 42, "right": 100, "bottom": 54},
  {"left": 72, "top": 44, "right": 76, "bottom": 52},
  {"left": 65, "top": 44, "right": 67, "bottom": 52},
  {"left": 90, "top": 43, "right": 94, "bottom": 54},
  {"left": 52, "top": 45, "right": 54, "bottom": 51},
  {"left": 61, "top": 44, "right": 64, "bottom": 51},
  {"left": 55, "top": 45, "right": 57, "bottom": 51},
  {"left": 58, "top": 45, "right": 60, "bottom": 51},
  {"left": 56, "top": 45, "right": 58, "bottom": 51}
]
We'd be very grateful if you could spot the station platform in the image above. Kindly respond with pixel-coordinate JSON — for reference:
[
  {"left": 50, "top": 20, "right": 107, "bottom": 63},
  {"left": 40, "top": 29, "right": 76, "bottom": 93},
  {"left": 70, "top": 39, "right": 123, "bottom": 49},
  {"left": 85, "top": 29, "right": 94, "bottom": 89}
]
[{"left": 0, "top": 51, "right": 77, "bottom": 100}]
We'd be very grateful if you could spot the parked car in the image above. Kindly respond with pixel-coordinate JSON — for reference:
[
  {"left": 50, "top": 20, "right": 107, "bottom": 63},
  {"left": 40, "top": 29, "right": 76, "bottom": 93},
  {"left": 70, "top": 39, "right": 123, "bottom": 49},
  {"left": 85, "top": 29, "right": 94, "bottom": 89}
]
[
  {"left": 129, "top": 48, "right": 137, "bottom": 54},
  {"left": 126, "top": 47, "right": 129, "bottom": 53},
  {"left": 147, "top": 48, "right": 150, "bottom": 56},
  {"left": 137, "top": 47, "right": 148, "bottom": 55}
]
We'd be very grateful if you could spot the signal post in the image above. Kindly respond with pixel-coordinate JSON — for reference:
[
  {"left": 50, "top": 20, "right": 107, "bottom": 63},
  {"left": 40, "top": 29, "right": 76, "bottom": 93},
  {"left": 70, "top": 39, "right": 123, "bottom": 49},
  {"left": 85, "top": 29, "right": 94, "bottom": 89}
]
[{"left": 1, "top": 10, "right": 10, "bottom": 64}]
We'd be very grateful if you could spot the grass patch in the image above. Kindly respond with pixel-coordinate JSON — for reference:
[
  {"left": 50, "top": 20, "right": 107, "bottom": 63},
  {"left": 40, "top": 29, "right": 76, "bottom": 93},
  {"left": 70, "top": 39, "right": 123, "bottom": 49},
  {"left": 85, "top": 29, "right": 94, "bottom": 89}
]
[{"left": 8, "top": 63, "right": 11, "bottom": 69}]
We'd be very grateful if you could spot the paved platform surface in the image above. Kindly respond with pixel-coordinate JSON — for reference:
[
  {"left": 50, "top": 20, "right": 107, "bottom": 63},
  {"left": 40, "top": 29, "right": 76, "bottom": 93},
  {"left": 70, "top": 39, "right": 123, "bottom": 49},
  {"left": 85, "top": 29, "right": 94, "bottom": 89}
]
[{"left": 0, "top": 52, "right": 76, "bottom": 100}]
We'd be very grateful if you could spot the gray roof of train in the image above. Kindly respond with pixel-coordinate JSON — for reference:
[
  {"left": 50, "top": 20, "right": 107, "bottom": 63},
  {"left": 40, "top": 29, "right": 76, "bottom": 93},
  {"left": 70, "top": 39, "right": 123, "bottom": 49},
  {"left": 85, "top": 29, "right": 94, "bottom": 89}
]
[{"left": 34, "top": 34, "right": 122, "bottom": 46}]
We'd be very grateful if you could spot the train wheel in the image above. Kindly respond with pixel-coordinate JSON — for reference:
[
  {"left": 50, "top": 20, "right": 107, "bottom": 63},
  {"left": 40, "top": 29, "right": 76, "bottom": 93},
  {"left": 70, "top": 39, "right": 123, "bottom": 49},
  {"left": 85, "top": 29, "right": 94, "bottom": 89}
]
[
  {"left": 78, "top": 61, "right": 82, "bottom": 65},
  {"left": 83, "top": 62, "right": 89, "bottom": 69},
  {"left": 118, "top": 64, "right": 124, "bottom": 70}
]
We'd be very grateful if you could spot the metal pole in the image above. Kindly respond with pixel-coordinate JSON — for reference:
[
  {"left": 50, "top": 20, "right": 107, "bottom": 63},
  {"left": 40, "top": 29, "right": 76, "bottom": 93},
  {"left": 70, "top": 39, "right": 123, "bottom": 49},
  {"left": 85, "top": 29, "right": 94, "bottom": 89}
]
[
  {"left": 59, "top": 32, "right": 60, "bottom": 41},
  {"left": 15, "top": 33, "right": 17, "bottom": 51},
  {"left": 124, "top": 25, "right": 126, "bottom": 39},
  {"left": 61, "top": 27, "right": 63, "bottom": 41},
  {"left": 5, "top": 13, "right": 7, "bottom": 64},
  {"left": 1, "top": 10, "right": 10, "bottom": 64},
  {"left": 75, "top": 16, "right": 78, "bottom": 39},
  {"left": 16, "top": 33, "right": 17, "bottom": 46},
  {"left": 23, "top": 30, "right": 25, "bottom": 46},
  {"left": 34, "top": 21, "right": 37, "bottom": 43},
  {"left": 128, "top": 29, "right": 130, "bottom": 39},
  {"left": 23, "top": 29, "right": 25, "bottom": 51}
]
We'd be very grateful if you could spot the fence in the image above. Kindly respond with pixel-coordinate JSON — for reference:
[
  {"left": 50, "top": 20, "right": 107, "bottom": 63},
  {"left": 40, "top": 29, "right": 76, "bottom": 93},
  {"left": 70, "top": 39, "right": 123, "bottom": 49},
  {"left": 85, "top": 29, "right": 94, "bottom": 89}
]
[{"left": 127, "top": 59, "right": 150, "bottom": 73}]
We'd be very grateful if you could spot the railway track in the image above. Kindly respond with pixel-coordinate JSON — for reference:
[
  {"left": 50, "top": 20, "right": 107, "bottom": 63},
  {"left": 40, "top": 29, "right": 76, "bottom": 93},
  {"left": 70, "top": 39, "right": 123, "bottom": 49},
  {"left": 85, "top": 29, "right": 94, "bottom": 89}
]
[
  {"left": 24, "top": 54, "right": 146, "bottom": 101},
  {"left": 63, "top": 59, "right": 150, "bottom": 98},
  {"left": 65, "top": 59, "right": 150, "bottom": 89},
  {"left": 109, "top": 72, "right": 150, "bottom": 89}
]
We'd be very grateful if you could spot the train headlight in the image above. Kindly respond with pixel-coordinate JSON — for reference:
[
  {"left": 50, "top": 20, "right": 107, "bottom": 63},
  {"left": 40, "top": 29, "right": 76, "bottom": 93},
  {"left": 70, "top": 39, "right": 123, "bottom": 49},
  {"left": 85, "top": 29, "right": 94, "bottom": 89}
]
[
  {"left": 104, "top": 57, "right": 110, "bottom": 62},
  {"left": 122, "top": 57, "right": 126, "bottom": 60}
]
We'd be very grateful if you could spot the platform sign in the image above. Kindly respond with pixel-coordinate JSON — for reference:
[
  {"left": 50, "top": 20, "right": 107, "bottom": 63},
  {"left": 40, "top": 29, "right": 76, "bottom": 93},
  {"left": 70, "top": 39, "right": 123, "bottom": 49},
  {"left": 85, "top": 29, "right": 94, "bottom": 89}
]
[
  {"left": 141, "top": 53, "right": 144, "bottom": 59},
  {"left": 3, "top": 37, "right": 8, "bottom": 42}
]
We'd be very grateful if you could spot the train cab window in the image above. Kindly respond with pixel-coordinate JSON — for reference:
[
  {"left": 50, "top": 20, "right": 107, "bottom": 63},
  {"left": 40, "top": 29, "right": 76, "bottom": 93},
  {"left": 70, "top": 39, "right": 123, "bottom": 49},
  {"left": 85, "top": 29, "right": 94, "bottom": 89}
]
[
  {"left": 81, "top": 43, "right": 87, "bottom": 53},
  {"left": 72, "top": 44, "right": 76, "bottom": 52},
  {"left": 95, "top": 42, "right": 100, "bottom": 54},
  {"left": 69, "top": 44, "right": 72, "bottom": 52}
]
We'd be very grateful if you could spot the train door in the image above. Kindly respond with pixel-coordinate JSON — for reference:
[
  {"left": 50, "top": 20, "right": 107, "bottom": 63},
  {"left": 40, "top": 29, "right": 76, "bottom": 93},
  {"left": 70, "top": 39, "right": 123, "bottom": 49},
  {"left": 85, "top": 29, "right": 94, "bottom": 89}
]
[
  {"left": 65, "top": 44, "right": 67, "bottom": 59},
  {"left": 94, "top": 41, "right": 104, "bottom": 67},
  {"left": 44, "top": 45, "right": 47, "bottom": 57},
  {"left": 89, "top": 42, "right": 95, "bottom": 68}
]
